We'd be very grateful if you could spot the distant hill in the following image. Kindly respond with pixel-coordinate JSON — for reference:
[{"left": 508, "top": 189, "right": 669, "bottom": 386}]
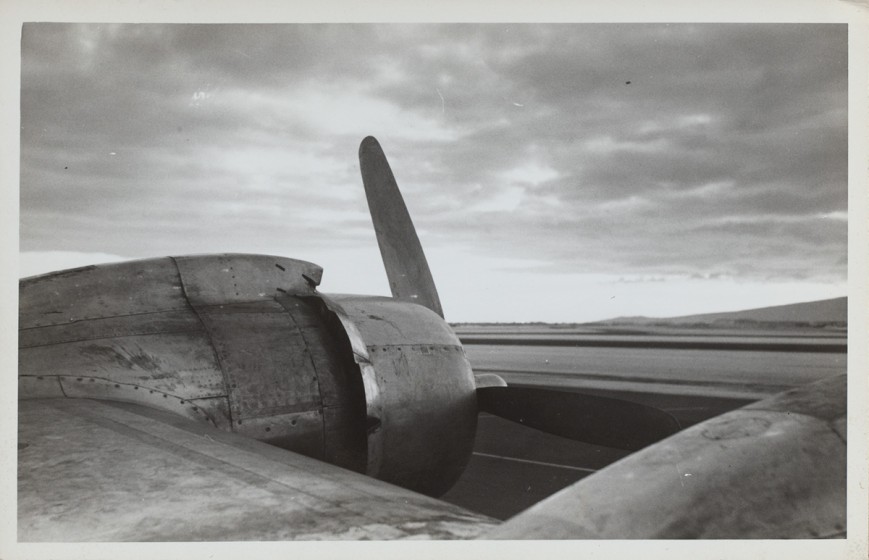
[{"left": 595, "top": 297, "right": 847, "bottom": 327}]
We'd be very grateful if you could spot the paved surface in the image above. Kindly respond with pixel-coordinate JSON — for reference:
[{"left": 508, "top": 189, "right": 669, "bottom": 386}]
[
  {"left": 441, "top": 335, "right": 846, "bottom": 520},
  {"left": 465, "top": 343, "right": 845, "bottom": 399},
  {"left": 442, "top": 392, "right": 749, "bottom": 520}
]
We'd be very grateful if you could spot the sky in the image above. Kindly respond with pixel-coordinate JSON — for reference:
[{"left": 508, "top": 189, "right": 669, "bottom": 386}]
[{"left": 18, "top": 23, "right": 850, "bottom": 322}]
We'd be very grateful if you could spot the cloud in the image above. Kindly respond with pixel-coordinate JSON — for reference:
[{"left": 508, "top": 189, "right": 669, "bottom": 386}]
[{"left": 19, "top": 23, "right": 848, "bottom": 319}]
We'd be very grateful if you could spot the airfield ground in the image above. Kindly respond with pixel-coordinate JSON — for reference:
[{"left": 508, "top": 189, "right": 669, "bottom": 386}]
[{"left": 441, "top": 325, "right": 847, "bottom": 520}]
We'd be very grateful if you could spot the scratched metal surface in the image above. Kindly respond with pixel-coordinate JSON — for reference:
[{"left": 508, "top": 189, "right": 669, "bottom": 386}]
[
  {"left": 18, "top": 256, "right": 364, "bottom": 468},
  {"left": 325, "top": 295, "right": 478, "bottom": 496},
  {"left": 173, "top": 254, "right": 322, "bottom": 305},
  {"left": 194, "top": 300, "right": 325, "bottom": 450},
  {"left": 17, "top": 398, "right": 497, "bottom": 541},
  {"left": 19, "top": 257, "right": 188, "bottom": 328}
]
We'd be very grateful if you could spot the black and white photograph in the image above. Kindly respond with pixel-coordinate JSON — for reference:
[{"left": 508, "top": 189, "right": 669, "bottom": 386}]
[{"left": 2, "top": 1, "right": 867, "bottom": 558}]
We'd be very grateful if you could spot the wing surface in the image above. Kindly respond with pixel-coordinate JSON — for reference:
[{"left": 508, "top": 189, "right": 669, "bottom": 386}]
[{"left": 18, "top": 398, "right": 496, "bottom": 541}]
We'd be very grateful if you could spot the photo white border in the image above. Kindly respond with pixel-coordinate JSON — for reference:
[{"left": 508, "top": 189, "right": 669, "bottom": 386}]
[{"left": 1, "top": 1, "right": 866, "bottom": 559}]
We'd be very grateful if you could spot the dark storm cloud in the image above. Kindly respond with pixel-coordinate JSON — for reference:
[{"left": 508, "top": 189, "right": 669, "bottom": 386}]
[{"left": 20, "top": 23, "right": 848, "bottom": 285}]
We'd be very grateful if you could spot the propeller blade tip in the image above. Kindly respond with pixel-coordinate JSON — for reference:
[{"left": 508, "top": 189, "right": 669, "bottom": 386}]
[{"left": 359, "top": 136, "right": 382, "bottom": 158}]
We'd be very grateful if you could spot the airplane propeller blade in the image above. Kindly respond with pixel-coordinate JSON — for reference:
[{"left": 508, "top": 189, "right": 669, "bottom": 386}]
[
  {"left": 360, "top": 137, "right": 679, "bottom": 451},
  {"left": 476, "top": 385, "right": 681, "bottom": 451},
  {"left": 359, "top": 136, "right": 444, "bottom": 317}
]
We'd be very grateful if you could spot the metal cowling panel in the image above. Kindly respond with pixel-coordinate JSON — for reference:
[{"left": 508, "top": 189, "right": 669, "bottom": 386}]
[
  {"left": 321, "top": 295, "right": 477, "bottom": 497},
  {"left": 277, "top": 295, "right": 367, "bottom": 473},
  {"left": 191, "top": 299, "right": 326, "bottom": 456},
  {"left": 19, "top": 255, "right": 366, "bottom": 473},
  {"left": 169, "top": 256, "right": 365, "bottom": 470},
  {"left": 365, "top": 345, "right": 478, "bottom": 496},
  {"left": 173, "top": 254, "right": 322, "bottom": 306},
  {"left": 19, "top": 257, "right": 188, "bottom": 329},
  {"left": 18, "top": 257, "right": 229, "bottom": 425}
]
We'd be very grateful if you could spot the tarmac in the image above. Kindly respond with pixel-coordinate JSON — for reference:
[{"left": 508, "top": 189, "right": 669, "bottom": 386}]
[{"left": 442, "top": 388, "right": 749, "bottom": 520}]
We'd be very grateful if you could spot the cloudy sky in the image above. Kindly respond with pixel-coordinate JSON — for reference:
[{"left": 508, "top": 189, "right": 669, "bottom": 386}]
[{"left": 19, "top": 23, "right": 849, "bottom": 322}]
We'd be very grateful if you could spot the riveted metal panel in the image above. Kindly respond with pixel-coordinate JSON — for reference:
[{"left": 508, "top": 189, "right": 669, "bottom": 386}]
[
  {"left": 194, "top": 301, "right": 323, "bottom": 428},
  {"left": 19, "top": 332, "right": 226, "bottom": 400},
  {"left": 235, "top": 410, "right": 325, "bottom": 459},
  {"left": 18, "top": 309, "right": 203, "bottom": 349},
  {"left": 18, "top": 376, "right": 65, "bottom": 399},
  {"left": 321, "top": 295, "right": 477, "bottom": 496},
  {"left": 19, "top": 258, "right": 188, "bottom": 329},
  {"left": 174, "top": 254, "right": 322, "bottom": 306},
  {"left": 327, "top": 296, "right": 462, "bottom": 347},
  {"left": 186, "top": 396, "right": 234, "bottom": 430},
  {"left": 278, "top": 296, "right": 367, "bottom": 472},
  {"left": 18, "top": 258, "right": 231, "bottom": 428},
  {"left": 365, "top": 346, "right": 477, "bottom": 496},
  {"left": 277, "top": 297, "right": 360, "bottom": 409},
  {"left": 18, "top": 255, "right": 368, "bottom": 473},
  {"left": 57, "top": 376, "right": 225, "bottom": 427}
]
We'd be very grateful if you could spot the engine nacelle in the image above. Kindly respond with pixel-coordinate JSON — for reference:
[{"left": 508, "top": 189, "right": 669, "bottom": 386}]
[
  {"left": 18, "top": 254, "right": 476, "bottom": 496},
  {"left": 322, "top": 294, "right": 477, "bottom": 496}
]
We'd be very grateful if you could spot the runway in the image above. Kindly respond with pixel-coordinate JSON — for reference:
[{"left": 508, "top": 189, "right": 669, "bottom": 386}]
[{"left": 441, "top": 327, "right": 847, "bottom": 520}]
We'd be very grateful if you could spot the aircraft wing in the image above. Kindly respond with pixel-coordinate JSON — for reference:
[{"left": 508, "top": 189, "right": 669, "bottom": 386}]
[
  {"left": 18, "top": 397, "right": 497, "bottom": 541},
  {"left": 487, "top": 374, "right": 847, "bottom": 539},
  {"left": 19, "top": 376, "right": 848, "bottom": 541}
]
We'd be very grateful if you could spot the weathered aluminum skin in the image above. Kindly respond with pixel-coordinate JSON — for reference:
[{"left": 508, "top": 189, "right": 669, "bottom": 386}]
[
  {"left": 19, "top": 254, "right": 475, "bottom": 493},
  {"left": 18, "top": 398, "right": 496, "bottom": 541},
  {"left": 488, "top": 374, "right": 847, "bottom": 539},
  {"left": 18, "top": 254, "right": 367, "bottom": 473},
  {"left": 323, "top": 294, "right": 478, "bottom": 496}
]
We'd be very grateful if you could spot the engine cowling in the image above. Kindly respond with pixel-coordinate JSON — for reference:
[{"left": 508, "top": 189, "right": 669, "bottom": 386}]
[
  {"left": 322, "top": 294, "right": 477, "bottom": 496},
  {"left": 18, "top": 253, "right": 476, "bottom": 496}
]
